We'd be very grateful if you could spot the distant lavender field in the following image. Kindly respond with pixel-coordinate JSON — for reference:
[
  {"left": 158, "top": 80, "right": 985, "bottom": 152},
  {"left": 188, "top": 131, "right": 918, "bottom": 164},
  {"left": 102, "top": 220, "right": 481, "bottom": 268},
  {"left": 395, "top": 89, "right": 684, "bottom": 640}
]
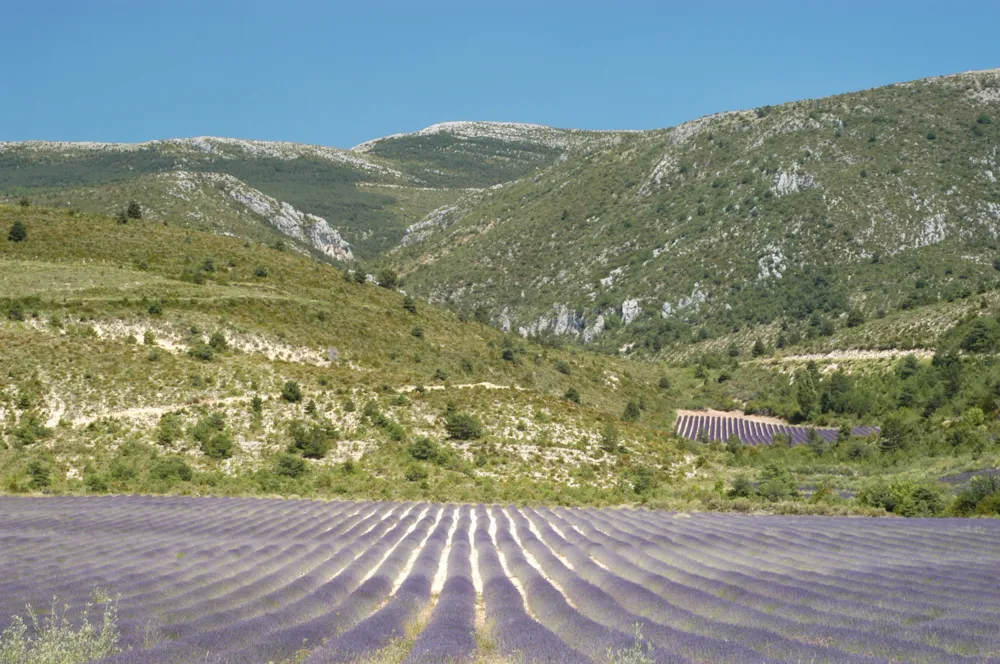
[
  {"left": 675, "top": 413, "right": 879, "bottom": 445},
  {"left": 2, "top": 496, "right": 999, "bottom": 664}
]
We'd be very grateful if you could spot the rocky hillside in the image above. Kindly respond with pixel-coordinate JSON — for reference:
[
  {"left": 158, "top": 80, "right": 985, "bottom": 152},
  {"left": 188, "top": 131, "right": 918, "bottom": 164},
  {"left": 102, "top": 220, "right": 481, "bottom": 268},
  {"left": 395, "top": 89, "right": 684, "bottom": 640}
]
[
  {"left": 0, "top": 125, "right": 625, "bottom": 261},
  {"left": 391, "top": 70, "right": 1000, "bottom": 354}
]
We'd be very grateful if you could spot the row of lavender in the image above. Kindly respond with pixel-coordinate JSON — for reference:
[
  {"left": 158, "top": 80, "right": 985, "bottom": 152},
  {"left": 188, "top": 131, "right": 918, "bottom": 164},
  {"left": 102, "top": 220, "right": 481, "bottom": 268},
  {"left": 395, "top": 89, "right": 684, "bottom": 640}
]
[
  {"left": 2, "top": 496, "right": 998, "bottom": 663},
  {"left": 675, "top": 414, "right": 879, "bottom": 445}
]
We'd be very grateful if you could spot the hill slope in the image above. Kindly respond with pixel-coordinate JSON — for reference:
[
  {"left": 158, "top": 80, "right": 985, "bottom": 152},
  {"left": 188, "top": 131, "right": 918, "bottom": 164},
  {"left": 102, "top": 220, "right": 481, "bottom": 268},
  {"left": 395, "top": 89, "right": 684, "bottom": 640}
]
[
  {"left": 391, "top": 69, "right": 1000, "bottom": 354},
  {"left": 0, "top": 124, "right": 626, "bottom": 261}
]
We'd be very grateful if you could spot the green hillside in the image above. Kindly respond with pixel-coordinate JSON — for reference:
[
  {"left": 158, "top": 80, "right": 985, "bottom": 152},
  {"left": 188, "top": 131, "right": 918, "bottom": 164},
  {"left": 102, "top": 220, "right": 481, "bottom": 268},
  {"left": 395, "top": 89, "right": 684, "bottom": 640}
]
[{"left": 392, "top": 70, "right": 1000, "bottom": 355}]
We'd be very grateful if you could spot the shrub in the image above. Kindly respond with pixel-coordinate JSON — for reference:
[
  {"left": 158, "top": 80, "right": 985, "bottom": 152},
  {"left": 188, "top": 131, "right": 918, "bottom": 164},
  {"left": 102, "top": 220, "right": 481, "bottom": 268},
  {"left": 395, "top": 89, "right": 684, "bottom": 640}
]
[
  {"left": 600, "top": 422, "right": 620, "bottom": 454},
  {"left": 0, "top": 590, "right": 122, "bottom": 662},
  {"left": 281, "top": 380, "right": 302, "bottom": 403},
  {"left": 411, "top": 326, "right": 424, "bottom": 339},
  {"left": 126, "top": 200, "right": 142, "bottom": 219},
  {"left": 409, "top": 436, "right": 438, "bottom": 461},
  {"left": 622, "top": 400, "right": 641, "bottom": 422},
  {"left": 208, "top": 331, "right": 228, "bottom": 352},
  {"left": 952, "top": 474, "right": 1000, "bottom": 515},
  {"left": 149, "top": 457, "right": 193, "bottom": 482},
  {"left": 445, "top": 412, "right": 483, "bottom": 440},
  {"left": 751, "top": 340, "right": 766, "bottom": 357},
  {"left": 658, "top": 376, "right": 671, "bottom": 390},
  {"left": 7, "top": 220, "right": 27, "bottom": 243},
  {"left": 925, "top": 131, "right": 937, "bottom": 140},
  {"left": 978, "top": 112, "right": 993, "bottom": 125},
  {"left": 26, "top": 459, "right": 51, "bottom": 490},
  {"left": 402, "top": 295, "right": 417, "bottom": 313},
  {"left": 191, "top": 412, "right": 232, "bottom": 459},
  {"left": 564, "top": 387, "right": 581, "bottom": 404},
  {"left": 274, "top": 452, "right": 308, "bottom": 478},
  {"left": 352, "top": 270, "right": 367, "bottom": 284},
  {"left": 251, "top": 395, "right": 263, "bottom": 414},
  {"left": 377, "top": 268, "right": 399, "bottom": 289},
  {"left": 555, "top": 360, "right": 572, "bottom": 375},
  {"left": 287, "top": 420, "right": 336, "bottom": 459},
  {"left": 859, "top": 479, "right": 946, "bottom": 516},
  {"left": 729, "top": 473, "right": 755, "bottom": 498},
  {"left": 187, "top": 343, "right": 214, "bottom": 361},
  {"left": 253, "top": 265, "right": 269, "bottom": 278},
  {"left": 405, "top": 464, "right": 428, "bottom": 482},
  {"left": 758, "top": 462, "right": 798, "bottom": 501},
  {"left": 155, "top": 413, "right": 184, "bottom": 445},
  {"left": 501, "top": 348, "right": 516, "bottom": 362},
  {"left": 18, "top": 196, "right": 29, "bottom": 207}
]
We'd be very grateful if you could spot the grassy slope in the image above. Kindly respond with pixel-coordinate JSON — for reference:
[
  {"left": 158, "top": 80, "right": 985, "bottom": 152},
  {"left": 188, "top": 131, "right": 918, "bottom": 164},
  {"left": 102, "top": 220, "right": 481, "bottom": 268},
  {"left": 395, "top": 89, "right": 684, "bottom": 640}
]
[
  {"left": 392, "top": 70, "right": 1000, "bottom": 354},
  {"left": 0, "top": 204, "right": 717, "bottom": 506}
]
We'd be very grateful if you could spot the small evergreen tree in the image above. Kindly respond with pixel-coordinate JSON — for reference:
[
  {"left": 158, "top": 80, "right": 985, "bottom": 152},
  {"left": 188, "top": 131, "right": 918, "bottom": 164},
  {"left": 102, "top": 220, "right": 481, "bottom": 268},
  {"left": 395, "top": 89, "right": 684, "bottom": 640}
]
[
  {"left": 564, "top": 387, "right": 581, "bottom": 404},
  {"left": 600, "top": 422, "right": 620, "bottom": 453},
  {"left": 751, "top": 339, "right": 767, "bottom": 357},
  {"left": 402, "top": 295, "right": 417, "bottom": 313},
  {"left": 126, "top": 200, "right": 142, "bottom": 219},
  {"left": 18, "top": 196, "right": 30, "bottom": 207},
  {"left": 622, "top": 400, "right": 641, "bottom": 422},
  {"left": 281, "top": 380, "right": 302, "bottom": 403},
  {"left": 8, "top": 220, "right": 26, "bottom": 243}
]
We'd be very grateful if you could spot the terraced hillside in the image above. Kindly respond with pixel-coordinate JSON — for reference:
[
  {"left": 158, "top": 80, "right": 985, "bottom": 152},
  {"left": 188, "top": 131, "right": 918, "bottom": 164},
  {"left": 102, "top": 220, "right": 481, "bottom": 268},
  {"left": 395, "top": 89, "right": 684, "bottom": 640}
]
[
  {"left": 392, "top": 69, "right": 1000, "bottom": 354},
  {"left": 3, "top": 496, "right": 1000, "bottom": 664}
]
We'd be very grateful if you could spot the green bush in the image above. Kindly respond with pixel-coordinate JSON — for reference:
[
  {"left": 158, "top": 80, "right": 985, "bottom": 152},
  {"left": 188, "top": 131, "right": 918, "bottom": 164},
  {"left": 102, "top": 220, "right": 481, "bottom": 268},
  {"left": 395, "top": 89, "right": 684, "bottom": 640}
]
[
  {"left": 564, "top": 387, "right": 582, "bottom": 404},
  {"left": 445, "top": 411, "right": 483, "bottom": 440},
  {"left": 859, "top": 479, "right": 946, "bottom": 516},
  {"left": 622, "top": 400, "right": 641, "bottom": 422},
  {"left": 274, "top": 452, "right": 308, "bottom": 478},
  {"left": 187, "top": 343, "right": 214, "bottom": 362},
  {"left": 281, "top": 380, "right": 302, "bottom": 403},
  {"left": 149, "top": 456, "right": 193, "bottom": 482},
  {"left": 155, "top": 413, "right": 184, "bottom": 445},
  {"left": 191, "top": 412, "right": 232, "bottom": 460},
  {"left": 728, "top": 473, "right": 755, "bottom": 498},
  {"left": 402, "top": 295, "right": 417, "bottom": 313},
  {"left": 951, "top": 474, "right": 1000, "bottom": 515},
  {"left": 600, "top": 422, "right": 620, "bottom": 454},
  {"left": 405, "top": 464, "right": 428, "bottom": 482},
  {"left": 409, "top": 436, "right": 438, "bottom": 461},
  {"left": 758, "top": 462, "right": 798, "bottom": 501},
  {"left": 287, "top": 420, "right": 335, "bottom": 459}
]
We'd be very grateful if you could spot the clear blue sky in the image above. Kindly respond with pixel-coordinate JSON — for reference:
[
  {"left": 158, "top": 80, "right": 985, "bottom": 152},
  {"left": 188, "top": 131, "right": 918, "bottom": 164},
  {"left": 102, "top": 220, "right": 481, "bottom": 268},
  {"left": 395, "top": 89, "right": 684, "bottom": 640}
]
[{"left": 2, "top": 0, "right": 997, "bottom": 147}]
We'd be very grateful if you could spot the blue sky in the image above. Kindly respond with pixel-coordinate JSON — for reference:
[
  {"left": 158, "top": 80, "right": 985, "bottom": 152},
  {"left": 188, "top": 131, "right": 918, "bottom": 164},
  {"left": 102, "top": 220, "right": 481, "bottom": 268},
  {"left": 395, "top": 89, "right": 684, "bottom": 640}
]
[{"left": 2, "top": 0, "right": 997, "bottom": 147}]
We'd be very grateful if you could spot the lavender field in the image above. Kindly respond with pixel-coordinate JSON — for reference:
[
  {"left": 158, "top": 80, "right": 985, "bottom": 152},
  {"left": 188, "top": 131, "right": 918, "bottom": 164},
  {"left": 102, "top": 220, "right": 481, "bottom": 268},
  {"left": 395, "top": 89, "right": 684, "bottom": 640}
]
[
  {"left": 2, "top": 497, "right": 1000, "bottom": 663},
  {"left": 675, "top": 413, "right": 879, "bottom": 445}
]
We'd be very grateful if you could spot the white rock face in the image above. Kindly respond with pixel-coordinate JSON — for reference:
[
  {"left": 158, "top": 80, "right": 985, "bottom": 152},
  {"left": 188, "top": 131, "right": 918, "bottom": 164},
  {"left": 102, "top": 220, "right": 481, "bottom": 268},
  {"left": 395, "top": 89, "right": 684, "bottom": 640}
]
[
  {"left": 661, "top": 285, "right": 708, "bottom": 318},
  {"left": 399, "top": 205, "right": 459, "bottom": 247},
  {"left": 517, "top": 303, "right": 586, "bottom": 338},
  {"left": 621, "top": 299, "right": 641, "bottom": 325},
  {"left": 772, "top": 166, "right": 817, "bottom": 196},
  {"left": 757, "top": 245, "right": 787, "bottom": 280},
  {"left": 639, "top": 153, "right": 677, "bottom": 196},
  {"left": 187, "top": 172, "right": 353, "bottom": 261},
  {"left": 583, "top": 315, "right": 605, "bottom": 343}
]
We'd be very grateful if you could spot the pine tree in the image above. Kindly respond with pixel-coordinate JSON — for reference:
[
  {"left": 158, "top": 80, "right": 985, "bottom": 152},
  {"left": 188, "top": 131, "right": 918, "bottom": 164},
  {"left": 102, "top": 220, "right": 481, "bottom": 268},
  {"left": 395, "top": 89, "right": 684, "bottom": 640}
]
[
  {"left": 126, "top": 200, "right": 142, "bottom": 219},
  {"left": 7, "top": 220, "right": 26, "bottom": 243}
]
